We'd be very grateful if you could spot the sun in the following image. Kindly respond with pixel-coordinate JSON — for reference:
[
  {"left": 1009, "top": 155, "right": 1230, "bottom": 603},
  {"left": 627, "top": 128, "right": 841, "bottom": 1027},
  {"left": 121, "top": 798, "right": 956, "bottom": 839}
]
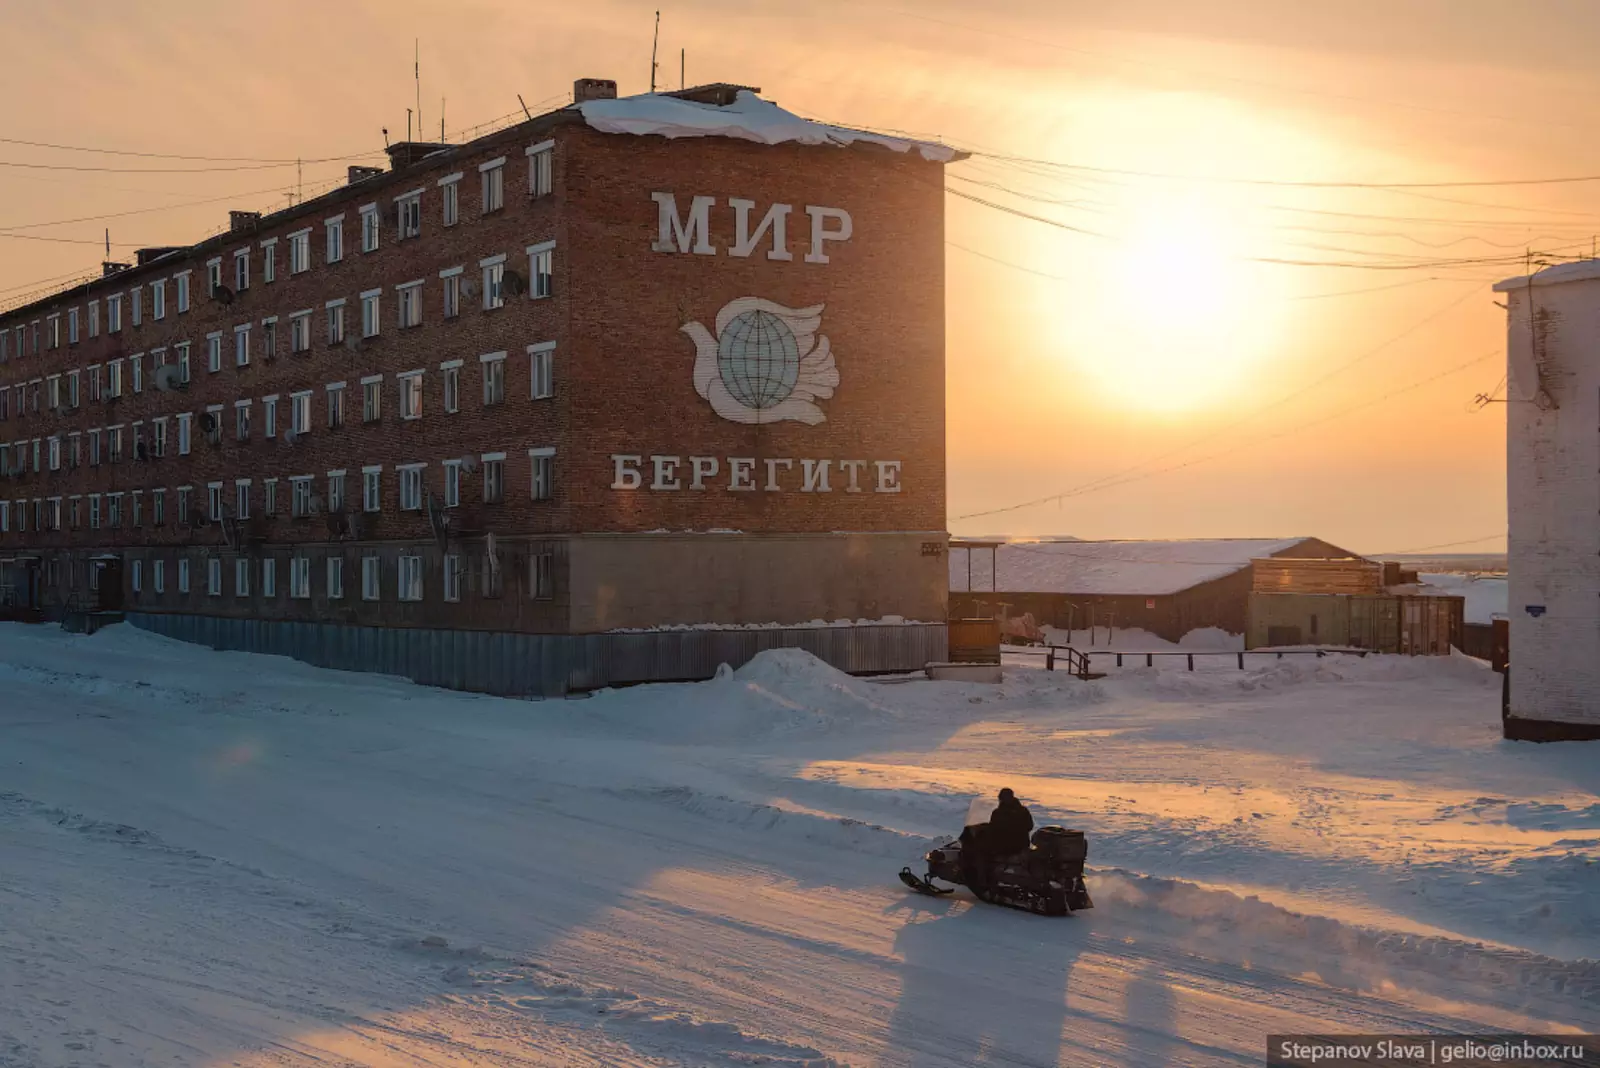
[{"left": 1057, "top": 193, "right": 1283, "bottom": 414}]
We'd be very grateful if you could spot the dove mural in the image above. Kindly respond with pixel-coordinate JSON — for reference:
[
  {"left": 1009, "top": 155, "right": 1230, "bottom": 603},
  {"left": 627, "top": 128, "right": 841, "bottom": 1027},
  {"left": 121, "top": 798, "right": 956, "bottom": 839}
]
[{"left": 682, "top": 297, "right": 840, "bottom": 425}]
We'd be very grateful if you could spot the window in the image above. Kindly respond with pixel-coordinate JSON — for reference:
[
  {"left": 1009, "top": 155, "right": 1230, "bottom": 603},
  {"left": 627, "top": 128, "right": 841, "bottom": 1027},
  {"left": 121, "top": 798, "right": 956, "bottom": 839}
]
[
  {"left": 480, "top": 158, "right": 505, "bottom": 214},
  {"left": 290, "top": 555, "right": 311, "bottom": 598},
  {"left": 529, "top": 342, "right": 554, "bottom": 399},
  {"left": 180, "top": 557, "right": 192, "bottom": 594},
  {"left": 397, "top": 191, "right": 421, "bottom": 239},
  {"left": 261, "top": 557, "right": 276, "bottom": 598},
  {"left": 130, "top": 354, "right": 143, "bottom": 394},
  {"left": 326, "top": 300, "right": 345, "bottom": 345},
  {"left": 530, "top": 447, "right": 555, "bottom": 501},
  {"left": 43, "top": 314, "right": 56, "bottom": 351},
  {"left": 205, "top": 259, "right": 222, "bottom": 297},
  {"left": 263, "top": 395, "right": 278, "bottom": 438},
  {"left": 440, "top": 174, "right": 460, "bottom": 226},
  {"left": 177, "top": 486, "right": 192, "bottom": 522},
  {"left": 207, "top": 332, "right": 222, "bottom": 373},
  {"left": 397, "top": 282, "right": 422, "bottom": 328},
  {"left": 360, "top": 290, "right": 380, "bottom": 337},
  {"left": 46, "top": 375, "right": 60, "bottom": 411},
  {"left": 47, "top": 436, "right": 60, "bottom": 471},
  {"left": 208, "top": 482, "right": 223, "bottom": 522},
  {"left": 290, "top": 391, "right": 311, "bottom": 435},
  {"left": 176, "top": 341, "right": 191, "bottom": 383},
  {"left": 130, "top": 288, "right": 142, "bottom": 327},
  {"left": 443, "top": 461, "right": 461, "bottom": 507},
  {"left": 153, "top": 489, "right": 165, "bottom": 525},
  {"left": 529, "top": 242, "right": 555, "bottom": 299},
  {"left": 261, "top": 317, "right": 277, "bottom": 358},
  {"left": 89, "top": 299, "right": 100, "bottom": 336},
  {"left": 399, "top": 371, "right": 423, "bottom": 419},
  {"left": 131, "top": 560, "right": 143, "bottom": 594},
  {"left": 288, "top": 229, "right": 311, "bottom": 274},
  {"left": 235, "top": 401, "right": 251, "bottom": 442},
  {"left": 177, "top": 412, "right": 192, "bottom": 455},
  {"left": 152, "top": 280, "right": 166, "bottom": 320},
  {"left": 108, "top": 294, "right": 123, "bottom": 332},
  {"left": 235, "top": 479, "right": 251, "bottom": 520},
  {"left": 290, "top": 312, "right": 311, "bottom": 353},
  {"left": 443, "top": 554, "right": 462, "bottom": 602},
  {"left": 362, "top": 466, "right": 382, "bottom": 512},
  {"left": 234, "top": 249, "right": 250, "bottom": 291},
  {"left": 327, "top": 556, "right": 344, "bottom": 599},
  {"left": 482, "top": 453, "right": 505, "bottom": 503},
  {"left": 291, "top": 476, "right": 313, "bottom": 517},
  {"left": 68, "top": 307, "right": 80, "bottom": 344},
  {"left": 481, "top": 258, "right": 505, "bottom": 310},
  {"left": 361, "top": 204, "right": 380, "bottom": 252},
  {"left": 131, "top": 423, "right": 145, "bottom": 462},
  {"left": 327, "top": 382, "right": 345, "bottom": 428},
  {"left": 175, "top": 272, "right": 191, "bottom": 312},
  {"left": 260, "top": 239, "right": 276, "bottom": 284},
  {"left": 531, "top": 550, "right": 554, "bottom": 599},
  {"left": 441, "top": 360, "right": 461, "bottom": 413},
  {"left": 527, "top": 140, "right": 553, "bottom": 197},
  {"left": 362, "top": 376, "right": 382, "bottom": 422},
  {"left": 108, "top": 426, "right": 123, "bottom": 463},
  {"left": 69, "top": 431, "right": 82, "bottom": 466},
  {"left": 481, "top": 352, "right": 505, "bottom": 405},
  {"left": 154, "top": 559, "right": 165, "bottom": 594},
  {"left": 89, "top": 494, "right": 101, "bottom": 529},
  {"left": 325, "top": 216, "right": 344, "bottom": 262},
  {"left": 441, "top": 268, "right": 462, "bottom": 319},
  {"left": 108, "top": 359, "right": 123, "bottom": 399},
  {"left": 263, "top": 478, "right": 277, "bottom": 516},
  {"left": 398, "top": 555, "right": 423, "bottom": 601},
  {"left": 399, "top": 464, "right": 424, "bottom": 511},
  {"left": 234, "top": 325, "right": 250, "bottom": 367},
  {"left": 235, "top": 557, "right": 250, "bottom": 597},
  {"left": 327, "top": 470, "right": 345, "bottom": 512},
  {"left": 361, "top": 555, "right": 381, "bottom": 600}
]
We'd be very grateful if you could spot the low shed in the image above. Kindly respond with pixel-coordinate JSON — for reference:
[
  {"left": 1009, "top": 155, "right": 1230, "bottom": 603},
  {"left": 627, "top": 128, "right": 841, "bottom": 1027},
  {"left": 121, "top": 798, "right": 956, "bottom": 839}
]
[{"left": 949, "top": 537, "right": 1361, "bottom": 642}]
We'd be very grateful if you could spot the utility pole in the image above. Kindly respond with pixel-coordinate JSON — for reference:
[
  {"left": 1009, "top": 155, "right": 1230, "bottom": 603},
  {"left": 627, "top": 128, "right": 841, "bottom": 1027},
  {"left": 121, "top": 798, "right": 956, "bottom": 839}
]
[{"left": 650, "top": 11, "right": 660, "bottom": 93}]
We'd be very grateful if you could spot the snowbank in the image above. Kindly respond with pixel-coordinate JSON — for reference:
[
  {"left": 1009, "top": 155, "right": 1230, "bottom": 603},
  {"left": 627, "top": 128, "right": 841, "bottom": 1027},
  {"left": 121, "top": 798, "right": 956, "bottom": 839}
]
[
  {"left": 1420, "top": 572, "right": 1509, "bottom": 624},
  {"left": 577, "top": 89, "right": 960, "bottom": 162}
]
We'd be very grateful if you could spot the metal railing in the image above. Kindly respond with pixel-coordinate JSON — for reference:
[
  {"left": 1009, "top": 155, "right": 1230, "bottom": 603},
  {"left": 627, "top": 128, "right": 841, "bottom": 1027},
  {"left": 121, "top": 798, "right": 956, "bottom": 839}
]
[{"left": 1011, "top": 644, "right": 1372, "bottom": 676}]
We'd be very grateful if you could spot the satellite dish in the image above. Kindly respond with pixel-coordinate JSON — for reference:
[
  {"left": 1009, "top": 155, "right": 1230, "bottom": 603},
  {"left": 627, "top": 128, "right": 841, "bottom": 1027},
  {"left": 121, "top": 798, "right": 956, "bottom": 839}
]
[
  {"left": 283, "top": 428, "right": 299, "bottom": 445},
  {"left": 213, "top": 285, "right": 235, "bottom": 305},
  {"left": 502, "top": 270, "right": 526, "bottom": 297},
  {"left": 153, "top": 364, "right": 185, "bottom": 392},
  {"left": 309, "top": 493, "right": 324, "bottom": 514},
  {"left": 460, "top": 455, "right": 479, "bottom": 474},
  {"left": 461, "top": 278, "right": 477, "bottom": 299}
]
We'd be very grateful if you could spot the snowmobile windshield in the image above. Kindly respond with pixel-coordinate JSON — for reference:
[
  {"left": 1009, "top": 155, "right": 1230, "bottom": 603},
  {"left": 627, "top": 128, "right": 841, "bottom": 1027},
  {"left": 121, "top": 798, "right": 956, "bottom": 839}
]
[{"left": 965, "top": 796, "right": 998, "bottom": 828}]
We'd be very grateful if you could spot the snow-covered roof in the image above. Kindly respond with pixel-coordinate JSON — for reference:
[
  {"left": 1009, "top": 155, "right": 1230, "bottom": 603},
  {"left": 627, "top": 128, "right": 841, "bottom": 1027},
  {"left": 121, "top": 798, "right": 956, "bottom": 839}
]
[
  {"left": 1493, "top": 258, "right": 1600, "bottom": 292},
  {"left": 950, "top": 538, "right": 1314, "bottom": 596},
  {"left": 577, "top": 89, "right": 963, "bottom": 163}
]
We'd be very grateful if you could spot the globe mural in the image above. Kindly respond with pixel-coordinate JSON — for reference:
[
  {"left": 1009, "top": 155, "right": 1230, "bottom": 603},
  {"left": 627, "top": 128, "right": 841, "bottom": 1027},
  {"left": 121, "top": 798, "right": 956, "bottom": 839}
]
[{"left": 716, "top": 308, "right": 801, "bottom": 410}]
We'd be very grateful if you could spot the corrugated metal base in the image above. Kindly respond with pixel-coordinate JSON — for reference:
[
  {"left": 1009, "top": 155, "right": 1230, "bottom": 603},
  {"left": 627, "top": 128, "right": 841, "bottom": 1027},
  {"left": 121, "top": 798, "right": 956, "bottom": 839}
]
[{"left": 124, "top": 613, "right": 948, "bottom": 697}]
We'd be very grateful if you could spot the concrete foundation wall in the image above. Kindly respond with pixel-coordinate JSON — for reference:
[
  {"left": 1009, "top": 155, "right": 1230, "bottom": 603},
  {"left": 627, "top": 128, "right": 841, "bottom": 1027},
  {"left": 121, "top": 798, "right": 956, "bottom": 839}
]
[{"left": 566, "top": 531, "right": 948, "bottom": 632}]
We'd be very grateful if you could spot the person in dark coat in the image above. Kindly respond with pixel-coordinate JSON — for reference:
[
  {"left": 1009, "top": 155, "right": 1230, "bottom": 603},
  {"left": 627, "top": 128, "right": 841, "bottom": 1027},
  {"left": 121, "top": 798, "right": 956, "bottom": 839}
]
[{"left": 988, "top": 788, "right": 1034, "bottom": 856}]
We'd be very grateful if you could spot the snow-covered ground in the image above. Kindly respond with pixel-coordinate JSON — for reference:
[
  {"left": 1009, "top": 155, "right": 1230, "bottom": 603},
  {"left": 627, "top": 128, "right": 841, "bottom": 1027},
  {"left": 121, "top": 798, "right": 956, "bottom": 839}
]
[{"left": 1, "top": 622, "right": 1595, "bottom": 1067}]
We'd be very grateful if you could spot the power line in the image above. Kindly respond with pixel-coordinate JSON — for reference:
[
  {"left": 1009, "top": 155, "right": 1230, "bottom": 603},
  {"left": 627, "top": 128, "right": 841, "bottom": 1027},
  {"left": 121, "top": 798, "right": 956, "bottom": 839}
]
[
  {"left": 0, "top": 136, "right": 305, "bottom": 162},
  {"left": 1369, "top": 533, "right": 1506, "bottom": 556}
]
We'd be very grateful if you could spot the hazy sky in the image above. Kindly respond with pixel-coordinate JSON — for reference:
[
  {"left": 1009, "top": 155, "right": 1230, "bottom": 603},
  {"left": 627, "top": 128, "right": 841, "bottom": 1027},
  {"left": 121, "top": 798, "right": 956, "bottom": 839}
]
[{"left": 4, "top": 0, "right": 1590, "bottom": 553}]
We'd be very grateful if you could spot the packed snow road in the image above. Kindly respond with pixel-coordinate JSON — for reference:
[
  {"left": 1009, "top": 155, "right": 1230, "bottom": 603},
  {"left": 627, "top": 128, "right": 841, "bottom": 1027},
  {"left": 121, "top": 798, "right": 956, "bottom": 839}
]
[{"left": 1, "top": 623, "right": 1596, "bottom": 1067}]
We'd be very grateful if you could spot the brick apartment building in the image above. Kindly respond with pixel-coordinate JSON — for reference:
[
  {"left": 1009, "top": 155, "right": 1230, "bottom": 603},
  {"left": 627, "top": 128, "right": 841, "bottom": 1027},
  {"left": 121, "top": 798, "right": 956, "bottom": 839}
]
[{"left": 0, "top": 81, "right": 960, "bottom": 692}]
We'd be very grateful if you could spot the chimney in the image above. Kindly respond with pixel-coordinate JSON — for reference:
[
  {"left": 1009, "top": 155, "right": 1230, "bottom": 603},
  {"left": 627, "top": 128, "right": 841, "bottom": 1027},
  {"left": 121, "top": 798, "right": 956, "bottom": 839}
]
[
  {"left": 101, "top": 261, "right": 131, "bottom": 278},
  {"left": 382, "top": 143, "right": 450, "bottom": 171},
  {"left": 348, "top": 165, "right": 384, "bottom": 185},
  {"left": 573, "top": 78, "right": 618, "bottom": 104},
  {"left": 229, "top": 210, "right": 262, "bottom": 233}
]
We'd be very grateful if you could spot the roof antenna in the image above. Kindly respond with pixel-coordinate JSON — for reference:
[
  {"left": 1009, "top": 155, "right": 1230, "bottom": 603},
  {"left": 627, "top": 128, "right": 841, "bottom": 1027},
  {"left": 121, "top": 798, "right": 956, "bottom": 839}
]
[
  {"left": 441, "top": 97, "right": 446, "bottom": 141},
  {"left": 104, "top": 228, "right": 109, "bottom": 258},
  {"left": 407, "top": 107, "right": 413, "bottom": 142},
  {"left": 415, "top": 38, "right": 423, "bottom": 140},
  {"left": 518, "top": 94, "right": 533, "bottom": 121},
  {"left": 650, "top": 10, "right": 660, "bottom": 93},
  {"left": 681, "top": 47, "right": 685, "bottom": 90},
  {"left": 382, "top": 126, "right": 390, "bottom": 148}
]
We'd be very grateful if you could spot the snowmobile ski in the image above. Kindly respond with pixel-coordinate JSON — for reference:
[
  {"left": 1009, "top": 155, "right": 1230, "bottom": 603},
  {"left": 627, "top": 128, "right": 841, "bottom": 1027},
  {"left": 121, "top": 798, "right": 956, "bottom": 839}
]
[{"left": 899, "top": 867, "right": 954, "bottom": 896}]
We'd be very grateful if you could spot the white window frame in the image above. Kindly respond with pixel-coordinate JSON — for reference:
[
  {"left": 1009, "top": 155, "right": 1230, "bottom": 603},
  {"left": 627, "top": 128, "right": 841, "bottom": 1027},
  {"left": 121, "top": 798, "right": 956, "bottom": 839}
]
[
  {"left": 480, "top": 254, "right": 506, "bottom": 310},
  {"left": 443, "top": 459, "right": 462, "bottom": 508},
  {"left": 361, "top": 374, "right": 383, "bottom": 422},
  {"left": 290, "top": 310, "right": 312, "bottom": 353},
  {"left": 479, "top": 156, "right": 505, "bottom": 214},
  {"left": 398, "top": 463, "right": 425, "bottom": 511},
  {"left": 152, "top": 279, "right": 166, "bottom": 320},
  {"left": 398, "top": 555, "right": 424, "bottom": 602},
  {"left": 327, "top": 556, "right": 344, "bottom": 599},
  {"left": 396, "top": 280, "right": 423, "bottom": 328},
  {"left": 263, "top": 394, "right": 278, "bottom": 439},
  {"left": 261, "top": 557, "right": 276, "bottom": 599},
  {"left": 234, "top": 323, "right": 250, "bottom": 367},
  {"left": 362, "top": 465, "right": 382, "bottom": 512},
  {"left": 208, "top": 557, "right": 222, "bottom": 597},
  {"left": 235, "top": 557, "right": 251, "bottom": 597},
  {"left": 325, "top": 214, "right": 345, "bottom": 263},
  {"left": 398, "top": 369, "right": 423, "bottom": 420},
  {"left": 235, "top": 478, "right": 251, "bottom": 520},
  {"left": 438, "top": 172, "right": 462, "bottom": 226},
  {"left": 440, "top": 265, "right": 463, "bottom": 319},
  {"left": 290, "top": 391, "right": 312, "bottom": 435},
  {"left": 360, "top": 203, "right": 380, "bottom": 252},
  {"left": 288, "top": 228, "right": 312, "bottom": 274},
  {"left": 529, "top": 446, "right": 555, "bottom": 501},
  {"left": 290, "top": 555, "right": 311, "bottom": 599},
  {"left": 360, "top": 289, "right": 381, "bottom": 337},
  {"left": 260, "top": 238, "right": 277, "bottom": 284},
  {"left": 396, "top": 189, "right": 422, "bottom": 239},
  {"left": 443, "top": 553, "right": 463, "bottom": 602},
  {"left": 179, "top": 557, "right": 191, "bottom": 594},
  {"left": 527, "top": 240, "right": 555, "bottom": 299},
  {"left": 326, "top": 381, "right": 346, "bottom": 428},
  {"left": 441, "top": 358, "right": 463, "bottom": 413},
  {"left": 526, "top": 139, "right": 553, "bottom": 197},
  {"left": 206, "top": 331, "right": 223, "bottom": 373},
  {"left": 234, "top": 248, "right": 250, "bottom": 291},
  {"left": 361, "top": 555, "right": 381, "bottom": 601},
  {"left": 326, "top": 299, "right": 346, "bottom": 346},
  {"left": 175, "top": 271, "right": 191, "bottom": 312},
  {"left": 481, "top": 451, "right": 505, "bottom": 504},
  {"left": 529, "top": 341, "right": 555, "bottom": 399},
  {"left": 480, "top": 350, "right": 506, "bottom": 405}
]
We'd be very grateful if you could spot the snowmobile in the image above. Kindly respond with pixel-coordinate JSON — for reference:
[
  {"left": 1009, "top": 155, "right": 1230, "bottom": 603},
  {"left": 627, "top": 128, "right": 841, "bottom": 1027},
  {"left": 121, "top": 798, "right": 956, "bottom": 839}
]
[{"left": 899, "top": 825, "right": 1094, "bottom": 916}]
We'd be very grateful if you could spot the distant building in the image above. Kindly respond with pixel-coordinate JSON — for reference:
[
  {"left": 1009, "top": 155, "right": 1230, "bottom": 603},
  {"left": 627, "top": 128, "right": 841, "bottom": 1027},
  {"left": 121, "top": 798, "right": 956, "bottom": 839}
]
[
  {"left": 1493, "top": 262, "right": 1600, "bottom": 740},
  {"left": 0, "top": 81, "right": 963, "bottom": 694},
  {"left": 949, "top": 537, "right": 1359, "bottom": 641}
]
